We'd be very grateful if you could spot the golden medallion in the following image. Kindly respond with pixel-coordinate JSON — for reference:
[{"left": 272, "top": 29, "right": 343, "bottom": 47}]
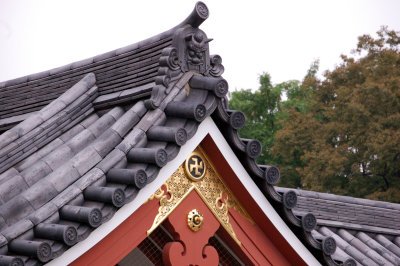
[
  {"left": 187, "top": 209, "right": 203, "bottom": 231},
  {"left": 147, "top": 147, "right": 254, "bottom": 246},
  {"left": 185, "top": 151, "right": 206, "bottom": 181}
]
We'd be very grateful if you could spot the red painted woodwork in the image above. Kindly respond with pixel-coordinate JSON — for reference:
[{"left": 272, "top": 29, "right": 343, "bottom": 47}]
[
  {"left": 201, "top": 134, "right": 307, "bottom": 265},
  {"left": 70, "top": 197, "right": 161, "bottom": 266},
  {"left": 71, "top": 134, "right": 308, "bottom": 265},
  {"left": 162, "top": 191, "right": 219, "bottom": 266}
]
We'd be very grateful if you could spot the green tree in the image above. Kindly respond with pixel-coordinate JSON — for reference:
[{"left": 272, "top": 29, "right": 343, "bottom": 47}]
[
  {"left": 272, "top": 60, "right": 318, "bottom": 188},
  {"left": 229, "top": 73, "right": 283, "bottom": 164},
  {"left": 229, "top": 60, "right": 318, "bottom": 183},
  {"left": 274, "top": 27, "right": 400, "bottom": 202}
]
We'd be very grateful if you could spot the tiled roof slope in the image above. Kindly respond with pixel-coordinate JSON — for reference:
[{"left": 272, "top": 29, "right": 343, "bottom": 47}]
[
  {"left": 276, "top": 187, "right": 400, "bottom": 265},
  {"left": 0, "top": 38, "right": 165, "bottom": 130},
  {"left": 0, "top": 4, "right": 203, "bottom": 133},
  {"left": 0, "top": 2, "right": 363, "bottom": 265}
]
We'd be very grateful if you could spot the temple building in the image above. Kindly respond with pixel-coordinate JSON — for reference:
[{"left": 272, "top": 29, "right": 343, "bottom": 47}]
[{"left": 0, "top": 2, "right": 399, "bottom": 265}]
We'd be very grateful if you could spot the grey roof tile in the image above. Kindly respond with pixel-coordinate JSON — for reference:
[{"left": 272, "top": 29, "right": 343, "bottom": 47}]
[
  {"left": 45, "top": 163, "right": 80, "bottom": 192},
  {"left": 375, "top": 235, "right": 400, "bottom": 257},
  {"left": 93, "top": 50, "right": 117, "bottom": 63},
  {"left": 0, "top": 35, "right": 170, "bottom": 120},
  {"left": 136, "top": 108, "right": 164, "bottom": 132},
  {"left": 159, "top": 86, "right": 181, "bottom": 110},
  {"left": 21, "top": 179, "right": 58, "bottom": 210},
  {"left": 26, "top": 70, "right": 49, "bottom": 81},
  {"left": 1, "top": 219, "right": 33, "bottom": 241},
  {"left": 281, "top": 186, "right": 400, "bottom": 234},
  {"left": 17, "top": 115, "right": 45, "bottom": 138},
  {"left": 0, "top": 218, "right": 5, "bottom": 234},
  {"left": 313, "top": 229, "right": 359, "bottom": 265},
  {"left": 66, "top": 128, "right": 96, "bottom": 154},
  {"left": 0, "top": 130, "right": 19, "bottom": 150},
  {"left": 130, "top": 100, "right": 147, "bottom": 117},
  {"left": 15, "top": 139, "right": 58, "bottom": 171},
  {"left": 0, "top": 196, "right": 35, "bottom": 226},
  {"left": 49, "top": 63, "right": 72, "bottom": 75},
  {"left": 74, "top": 168, "right": 105, "bottom": 191},
  {"left": 0, "top": 174, "right": 28, "bottom": 204},
  {"left": 319, "top": 227, "right": 371, "bottom": 264},
  {"left": 20, "top": 160, "right": 52, "bottom": 187},
  {"left": 115, "top": 43, "right": 140, "bottom": 56},
  {"left": 42, "top": 145, "right": 74, "bottom": 171},
  {"left": 113, "top": 156, "right": 127, "bottom": 169},
  {"left": 0, "top": 142, "right": 16, "bottom": 160},
  {"left": 0, "top": 233, "right": 7, "bottom": 246},
  {"left": 395, "top": 237, "right": 400, "bottom": 248},
  {"left": 0, "top": 3, "right": 397, "bottom": 265},
  {"left": 96, "top": 149, "right": 126, "bottom": 174},
  {"left": 0, "top": 168, "right": 19, "bottom": 186},
  {"left": 70, "top": 146, "right": 102, "bottom": 176},
  {"left": 93, "top": 91, "right": 122, "bottom": 106},
  {"left": 87, "top": 112, "right": 118, "bottom": 138},
  {"left": 4, "top": 76, "right": 28, "bottom": 87},
  {"left": 27, "top": 202, "right": 58, "bottom": 225},
  {"left": 92, "top": 130, "right": 122, "bottom": 158},
  {"left": 79, "top": 113, "right": 100, "bottom": 129},
  {"left": 116, "top": 128, "right": 146, "bottom": 154},
  {"left": 0, "top": 111, "right": 37, "bottom": 129},
  {"left": 70, "top": 57, "right": 94, "bottom": 69},
  {"left": 37, "top": 99, "right": 67, "bottom": 122},
  {"left": 292, "top": 185, "right": 400, "bottom": 265},
  {"left": 51, "top": 185, "right": 82, "bottom": 208},
  {"left": 358, "top": 232, "right": 400, "bottom": 265},
  {"left": 0, "top": 77, "right": 99, "bottom": 179},
  {"left": 105, "top": 106, "right": 125, "bottom": 121},
  {"left": 58, "top": 124, "right": 85, "bottom": 143},
  {"left": 111, "top": 109, "right": 140, "bottom": 138},
  {"left": 119, "top": 83, "right": 154, "bottom": 99}
]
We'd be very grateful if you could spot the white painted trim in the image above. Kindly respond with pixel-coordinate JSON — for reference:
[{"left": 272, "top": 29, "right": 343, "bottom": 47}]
[
  {"left": 205, "top": 118, "right": 321, "bottom": 266},
  {"left": 47, "top": 117, "right": 320, "bottom": 266}
]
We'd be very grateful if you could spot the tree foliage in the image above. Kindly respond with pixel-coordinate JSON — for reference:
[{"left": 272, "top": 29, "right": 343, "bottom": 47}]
[
  {"left": 230, "top": 27, "right": 400, "bottom": 202},
  {"left": 229, "top": 74, "right": 282, "bottom": 163}
]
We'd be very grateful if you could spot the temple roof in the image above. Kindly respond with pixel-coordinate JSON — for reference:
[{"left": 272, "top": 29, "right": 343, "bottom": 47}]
[
  {"left": 277, "top": 187, "right": 400, "bottom": 265},
  {"left": 0, "top": 2, "right": 398, "bottom": 265}
]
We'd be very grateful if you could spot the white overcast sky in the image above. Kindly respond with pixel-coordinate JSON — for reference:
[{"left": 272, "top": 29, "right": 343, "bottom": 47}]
[{"left": 0, "top": 0, "right": 399, "bottom": 91}]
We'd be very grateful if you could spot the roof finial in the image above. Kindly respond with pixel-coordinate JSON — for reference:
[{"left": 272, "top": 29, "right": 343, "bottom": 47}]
[{"left": 180, "top": 2, "right": 209, "bottom": 28}]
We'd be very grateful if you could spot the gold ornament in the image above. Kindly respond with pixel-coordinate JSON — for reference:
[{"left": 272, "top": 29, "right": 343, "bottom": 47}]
[
  {"left": 185, "top": 151, "right": 206, "bottom": 181},
  {"left": 147, "top": 147, "right": 254, "bottom": 246},
  {"left": 187, "top": 209, "right": 203, "bottom": 231}
]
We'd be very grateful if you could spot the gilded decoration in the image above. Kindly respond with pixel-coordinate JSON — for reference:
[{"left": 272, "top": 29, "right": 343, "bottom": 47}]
[
  {"left": 185, "top": 151, "right": 206, "bottom": 181},
  {"left": 147, "top": 147, "right": 254, "bottom": 246},
  {"left": 187, "top": 209, "right": 204, "bottom": 231}
]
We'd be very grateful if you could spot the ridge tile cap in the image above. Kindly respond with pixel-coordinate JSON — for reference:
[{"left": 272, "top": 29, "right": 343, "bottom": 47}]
[
  {"left": 318, "top": 219, "right": 400, "bottom": 235},
  {"left": 0, "top": 233, "right": 6, "bottom": 246},
  {"left": 1, "top": 219, "right": 33, "bottom": 241},
  {"left": 277, "top": 186, "right": 400, "bottom": 211}
]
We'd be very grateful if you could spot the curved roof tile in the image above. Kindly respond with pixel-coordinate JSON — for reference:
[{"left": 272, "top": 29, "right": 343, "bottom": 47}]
[{"left": 1, "top": 2, "right": 395, "bottom": 265}]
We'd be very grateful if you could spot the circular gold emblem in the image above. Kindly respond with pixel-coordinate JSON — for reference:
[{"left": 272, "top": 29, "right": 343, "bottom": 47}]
[
  {"left": 185, "top": 152, "right": 206, "bottom": 181},
  {"left": 187, "top": 209, "right": 203, "bottom": 231}
]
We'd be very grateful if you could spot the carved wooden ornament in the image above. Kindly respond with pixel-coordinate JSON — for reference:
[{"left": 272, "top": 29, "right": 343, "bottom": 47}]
[
  {"left": 147, "top": 147, "right": 253, "bottom": 246},
  {"left": 147, "top": 147, "right": 254, "bottom": 265},
  {"left": 162, "top": 191, "right": 219, "bottom": 266}
]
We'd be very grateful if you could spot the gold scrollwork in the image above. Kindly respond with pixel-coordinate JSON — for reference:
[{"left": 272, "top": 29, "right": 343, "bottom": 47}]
[{"left": 147, "top": 147, "right": 254, "bottom": 247}]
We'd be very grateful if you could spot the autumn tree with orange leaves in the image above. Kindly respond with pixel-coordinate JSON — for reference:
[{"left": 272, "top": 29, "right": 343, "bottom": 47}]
[{"left": 231, "top": 27, "right": 400, "bottom": 202}]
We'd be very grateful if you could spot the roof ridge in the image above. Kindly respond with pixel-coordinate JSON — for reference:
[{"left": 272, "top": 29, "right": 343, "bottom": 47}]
[
  {"left": 276, "top": 186, "right": 400, "bottom": 211},
  {"left": 0, "top": 2, "right": 208, "bottom": 88},
  {"left": 317, "top": 219, "right": 400, "bottom": 236},
  {"left": 0, "top": 30, "right": 174, "bottom": 88}
]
